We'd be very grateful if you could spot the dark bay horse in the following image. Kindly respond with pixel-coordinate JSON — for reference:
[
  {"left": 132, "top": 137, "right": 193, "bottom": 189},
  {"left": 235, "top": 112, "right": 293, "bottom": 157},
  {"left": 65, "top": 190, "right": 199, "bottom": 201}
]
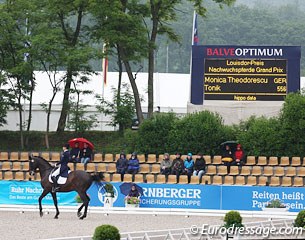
[{"left": 29, "top": 155, "right": 104, "bottom": 219}]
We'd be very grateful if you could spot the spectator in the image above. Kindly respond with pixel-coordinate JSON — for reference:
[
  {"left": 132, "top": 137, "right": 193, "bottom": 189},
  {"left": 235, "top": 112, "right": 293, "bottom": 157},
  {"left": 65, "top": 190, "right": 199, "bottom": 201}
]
[
  {"left": 233, "top": 144, "right": 245, "bottom": 167},
  {"left": 184, "top": 153, "right": 194, "bottom": 183},
  {"left": 171, "top": 152, "right": 184, "bottom": 183},
  {"left": 70, "top": 142, "right": 80, "bottom": 163},
  {"left": 160, "top": 153, "right": 172, "bottom": 180},
  {"left": 80, "top": 142, "right": 92, "bottom": 166},
  {"left": 193, "top": 153, "right": 206, "bottom": 183},
  {"left": 128, "top": 184, "right": 140, "bottom": 198},
  {"left": 127, "top": 152, "right": 140, "bottom": 181},
  {"left": 116, "top": 153, "right": 128, "bottom": 181},
  {"left": 222, "top": 145, "right": 234, "bottom": 173}
]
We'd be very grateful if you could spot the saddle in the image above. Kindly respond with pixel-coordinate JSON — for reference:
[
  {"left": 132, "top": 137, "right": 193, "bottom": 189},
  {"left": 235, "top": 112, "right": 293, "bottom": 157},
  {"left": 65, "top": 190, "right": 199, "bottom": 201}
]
[{"left": 49, "top": 166, "right": 71, "bottom": 185}]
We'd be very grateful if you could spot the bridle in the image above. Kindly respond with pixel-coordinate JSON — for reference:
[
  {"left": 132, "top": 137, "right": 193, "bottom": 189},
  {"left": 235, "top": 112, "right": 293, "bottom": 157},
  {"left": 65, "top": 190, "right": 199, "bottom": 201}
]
[{"left": 29, "top": 158, "right": 36, "bottom": 176}]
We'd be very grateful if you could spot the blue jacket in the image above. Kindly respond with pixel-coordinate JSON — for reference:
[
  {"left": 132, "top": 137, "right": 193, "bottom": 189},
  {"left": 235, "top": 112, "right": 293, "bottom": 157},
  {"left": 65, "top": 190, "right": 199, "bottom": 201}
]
[
  {"left": 128, "top": 158, "right": 140, "bottom": 171},
  {"left": 116, "top": 158, "right": 128, "bottom": 172},
  {"left": 184, "top": 159, "right": 194, "bottom": 170}
]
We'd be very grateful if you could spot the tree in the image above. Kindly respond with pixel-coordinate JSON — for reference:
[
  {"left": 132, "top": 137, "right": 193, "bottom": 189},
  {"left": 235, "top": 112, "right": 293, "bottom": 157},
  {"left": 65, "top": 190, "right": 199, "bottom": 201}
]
[
  {"left": 89, "top": 0, "right": 148, "bottom": 125},
  {"left": 96, "top": 83, "right": 136, "bottom": 133}
]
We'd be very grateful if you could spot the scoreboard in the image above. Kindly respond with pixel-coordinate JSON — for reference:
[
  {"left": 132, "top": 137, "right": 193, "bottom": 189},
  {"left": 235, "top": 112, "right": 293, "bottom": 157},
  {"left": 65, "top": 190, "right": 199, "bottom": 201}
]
[
  {"left": 204, "top": 59, "right": 287, "bottom": 100},
  {"left": 190, "top": 46, "right": 301, "bottom": 104}
]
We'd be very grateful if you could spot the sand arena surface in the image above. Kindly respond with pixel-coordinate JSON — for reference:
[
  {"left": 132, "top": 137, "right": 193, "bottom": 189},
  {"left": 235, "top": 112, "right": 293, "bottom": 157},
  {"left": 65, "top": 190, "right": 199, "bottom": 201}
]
[{"left": 0, "top": 210, "right": 246, "bottom": 240}]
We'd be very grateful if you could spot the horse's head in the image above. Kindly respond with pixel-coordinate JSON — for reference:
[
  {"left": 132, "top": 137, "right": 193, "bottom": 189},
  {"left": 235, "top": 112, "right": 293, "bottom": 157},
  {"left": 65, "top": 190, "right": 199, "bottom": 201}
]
[{"left": 29, "top": 155, "right": 39, "bottom": 176}]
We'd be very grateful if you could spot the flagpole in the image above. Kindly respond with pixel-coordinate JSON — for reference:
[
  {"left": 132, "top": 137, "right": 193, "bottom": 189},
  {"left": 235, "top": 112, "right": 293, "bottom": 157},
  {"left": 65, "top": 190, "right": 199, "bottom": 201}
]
[{"left": 189, "top": 11, "right": 198, "bottom": 103}]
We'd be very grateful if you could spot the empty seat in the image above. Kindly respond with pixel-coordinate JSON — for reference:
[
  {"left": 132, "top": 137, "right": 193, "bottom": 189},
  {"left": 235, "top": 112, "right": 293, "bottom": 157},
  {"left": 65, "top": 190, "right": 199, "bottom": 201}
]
[
  {"left": 19, "top": 152, "right": 29, "bottom": 161},
  {"left": 217, "top": 165, "right": 228, "bottom": 176},
  {"left": 251, "top": 166, "right": 262, "bottom": 176},
  {"left": 269, "top": 176, "right": 280, "bottom": 187},
  {"left": 178, "top": 175, "right": 188, "bottom": 184},
  {"left": 212, "top": 175, "right": 222, "bottom": 185},
  {"left": 151, "top": 164, "right": 161, "bottom": 174},
  {"left": 206, "top": 165, "right": 217, "bottom": 175},
  {"left": 285, "top": 167, "right": 297, "bottom": 177},
  {"left": 246, "top": 156, "right": 256, "bottom": 166},
  {"left": 86, "top": 163, "right": 96, "bottom": 172},
  {"left": 31, "top": 152, "right": 40, "bottom": 157},
  {"left": 257, "top": 156, "right": 267, "bottom": 166},
  {"left": 50, "top": 152, "right": 60, "bottom": 161},
  {"left": 0, "top": 152, "right": 9, "bottom": 161},
  {"left": 0, "top": 171, "right": 2, "bottom": 179},
  {"left": 103, "top": 173, "right": 111, "bottom": 182},
  {"left": 104, "top": 154, "right": 114, "bottom": 162},
  {"left": 147, "top": 154, "right": 157, "bottom": 164},
  {"left": 157, "top": 154, "right": 164, "bottom": 163},
  {"left": 297, "top": 167, "right": 305, "bottom": 177},
  {"left": 263, "top": 166, "right": 274, "bottom": 176},
  {"left": 293, "top": 177, "right": 304, "bottom": 187},
  {"left": 96, "top": 163, "right": 107, "bottom": 172},
  {"left": 279, "top": 157, "right": 290, "bottom": 166},
  {"left": 281, "top": 177, "right": 292, "bottom": 187},
  {"left": 229, "top": 166, "right": 239, "bottom": 176},
  {"left": 291, "top": 157, "right": 301, "bottom": 167},
  {"left": 107, "top": 163, "right": 116, "bottom": 173},
  {"left": 190, "top": 176, "right": 199, "bottom": 184},
  {"left": 156, "top": 174, "right": 166, "bottom": 184},
  {"left": 167, "top": 175, "right": 177, "bottom": 184},
  {"left": 240, "top": 166, "right": 251, "bottom": 176},
  {"left": 134, "top": 174, "right": 144, "bottom": 183},
  {"left": 3, "top": 171, "right": 14, "bottom": 180},
  {"left": 257, "top": 176, "right": 268, "bottom": 186},
  {"left": 112, "top": 174, "right": 122, "bottom": 182},
  {"left": 139, "top": 164, "right": 150, "bottom": 174},
  {"left": 137, "top": 154, "right": 146, "bottom": 163},
  {"left": 201, "top": 175, "right": 211, "bottom": 185},
  {"left": 75, "top": 163, "right": 85, "bottom": 171},
  {"left": 212, "top": 156, "right": 222, "bottom": 165},
  {"left": 123, "top": 174, "right": 132, "bottom": 182},
  {"left": 14, "top": 171, "right": 24, "bottom": 181},
  {"left": 203, "top": 155, "right": 212, "bottom": 164},
  {"left": 40, "top": 152, "right": 50, "bottom": 161},
  {"left": 12, "top": 162, "right": 22, "bottom": 171},
  {"left": 235, "top": 176, "right": 245, "bottom": 185},
  {"left": 268, "top": 156, "right": 279, "bottom": 166},
  {"left": 93, "top": 153, "right": 103, "bottom": 162},
  {"left": 246, "top": 176, "right": 257, "bottom": 186},
  {"left": 146, "top": 174, "right": 155, "bottom": 183},
  {"left": 9, "top": 152, "right": 19, "bottom": 161},
  {"left": 223, "top": 176, "right": 234, "bottom": 185},
  {"left": 274, "top": 167, "right": 285, "bottom": 177},
  {"left": 1, "top": 161, "right": 11, "bottom": 171}
]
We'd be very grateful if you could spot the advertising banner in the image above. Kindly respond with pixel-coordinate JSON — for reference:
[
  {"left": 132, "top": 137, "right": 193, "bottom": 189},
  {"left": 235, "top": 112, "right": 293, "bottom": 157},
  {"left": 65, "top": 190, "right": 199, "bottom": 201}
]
[{"left": 1, "top": 180, "right": 305, "bottom": 212}]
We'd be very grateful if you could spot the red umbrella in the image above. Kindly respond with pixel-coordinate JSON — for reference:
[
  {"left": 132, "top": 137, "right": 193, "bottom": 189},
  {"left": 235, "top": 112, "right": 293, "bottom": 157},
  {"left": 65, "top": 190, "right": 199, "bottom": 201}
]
[{"left": 68, "top": 138, "right": 94, "bottom": 150}]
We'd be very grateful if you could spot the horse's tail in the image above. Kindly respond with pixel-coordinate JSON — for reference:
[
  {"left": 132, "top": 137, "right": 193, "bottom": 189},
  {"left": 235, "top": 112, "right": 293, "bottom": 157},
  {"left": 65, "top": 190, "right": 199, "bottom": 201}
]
[{"left": 91, "top": 172, "right": 104, "bottom": 182}]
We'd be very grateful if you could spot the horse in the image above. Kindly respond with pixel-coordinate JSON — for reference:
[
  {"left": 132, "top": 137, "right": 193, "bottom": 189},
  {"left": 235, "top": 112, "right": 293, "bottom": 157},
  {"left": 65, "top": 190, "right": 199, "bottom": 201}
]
[{"left": 28, "top": 155, "right": 104, "bottom": 220}]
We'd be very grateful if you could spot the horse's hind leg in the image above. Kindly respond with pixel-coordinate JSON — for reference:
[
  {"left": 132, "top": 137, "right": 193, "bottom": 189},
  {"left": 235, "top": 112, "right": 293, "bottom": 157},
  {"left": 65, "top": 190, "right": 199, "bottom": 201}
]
[
  {"left": 38, "top": 189, "right": 50, "bottom": 217},
  {"left": 77, "top": 203, "right": 84, "bottom": 217},
  {"left": 51, "top": 192, "right": 60, "bottom": 219},
  {"left": 79, "top": 193, "right": 90, "bottom": 220}
]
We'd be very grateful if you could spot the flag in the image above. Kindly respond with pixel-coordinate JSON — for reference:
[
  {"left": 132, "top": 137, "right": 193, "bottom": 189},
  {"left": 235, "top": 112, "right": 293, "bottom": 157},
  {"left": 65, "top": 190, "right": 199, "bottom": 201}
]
[
  {"left": 102, "top": 43, "right": 108, "bottom": 86},
  {"left": 192, "top": 11, "right": 199, "bottom": 46}
]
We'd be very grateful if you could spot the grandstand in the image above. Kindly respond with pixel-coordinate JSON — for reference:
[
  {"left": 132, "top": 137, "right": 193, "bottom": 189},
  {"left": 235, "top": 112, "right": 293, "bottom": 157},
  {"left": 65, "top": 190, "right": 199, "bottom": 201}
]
[{"left": 0, "top": 151, "right": 305, "bottom": 187}]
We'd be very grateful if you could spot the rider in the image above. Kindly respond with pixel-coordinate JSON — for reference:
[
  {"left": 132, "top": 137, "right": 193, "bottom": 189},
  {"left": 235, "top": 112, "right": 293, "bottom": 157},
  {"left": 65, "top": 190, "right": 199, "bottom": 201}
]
[{"left": 51, "top": 143, "right": 70, "bottom": 192}]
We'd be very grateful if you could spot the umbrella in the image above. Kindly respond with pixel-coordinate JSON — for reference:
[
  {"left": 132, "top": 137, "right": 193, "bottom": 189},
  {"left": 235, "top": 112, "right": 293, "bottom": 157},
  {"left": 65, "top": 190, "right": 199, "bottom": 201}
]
[
  {"left": 119, "top": 183, "right": 143, "bottom": 196},
  {"left": 220, "top": 140, "right": 238, "bottom": 152},
  {"left": 68, "top": 137, "right": 94, "bottom": 150}
]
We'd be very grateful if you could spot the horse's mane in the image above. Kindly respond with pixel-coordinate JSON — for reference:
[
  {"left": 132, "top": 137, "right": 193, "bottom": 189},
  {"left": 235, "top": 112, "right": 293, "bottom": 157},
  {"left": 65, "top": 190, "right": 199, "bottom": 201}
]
[{"left": 33, "top": 155, "right": 52, "bottom": 167}]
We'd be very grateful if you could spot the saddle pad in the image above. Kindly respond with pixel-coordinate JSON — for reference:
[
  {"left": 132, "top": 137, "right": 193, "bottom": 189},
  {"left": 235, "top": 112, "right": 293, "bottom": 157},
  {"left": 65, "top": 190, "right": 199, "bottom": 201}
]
[{"left": 49, "top": 170, "right": 71, "bottom": 185}]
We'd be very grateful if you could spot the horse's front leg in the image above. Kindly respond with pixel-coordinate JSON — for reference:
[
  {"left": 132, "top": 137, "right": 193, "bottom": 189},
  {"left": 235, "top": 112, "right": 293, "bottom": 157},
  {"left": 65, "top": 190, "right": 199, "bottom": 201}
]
[
  {"left": 51, "top": 192, "right": 60, "bottom": 219},
  {"left": 38, "top": 189, "right": 50, "bottom": 217}
]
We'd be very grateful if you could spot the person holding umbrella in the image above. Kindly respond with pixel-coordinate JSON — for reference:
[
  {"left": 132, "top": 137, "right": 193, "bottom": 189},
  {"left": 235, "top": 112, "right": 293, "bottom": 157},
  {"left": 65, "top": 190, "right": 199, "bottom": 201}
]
[
  {"left": 127, "top": 184, "right": 140, "bottom": 198},
  {"left": 80, "top": 142, "right": 92, "bottom": 166},
  {"left": 70, "top": 142, "right": 80, "bottom": 163},
  {"left": 222, "top": 144, "right": 234, "bottom": 173}
]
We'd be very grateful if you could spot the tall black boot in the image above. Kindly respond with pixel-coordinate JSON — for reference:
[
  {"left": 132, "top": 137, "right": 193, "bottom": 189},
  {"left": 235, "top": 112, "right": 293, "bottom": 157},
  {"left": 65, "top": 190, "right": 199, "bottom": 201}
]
[{"left": 51, "top": 176, "right": 60, "bottom": 193}]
